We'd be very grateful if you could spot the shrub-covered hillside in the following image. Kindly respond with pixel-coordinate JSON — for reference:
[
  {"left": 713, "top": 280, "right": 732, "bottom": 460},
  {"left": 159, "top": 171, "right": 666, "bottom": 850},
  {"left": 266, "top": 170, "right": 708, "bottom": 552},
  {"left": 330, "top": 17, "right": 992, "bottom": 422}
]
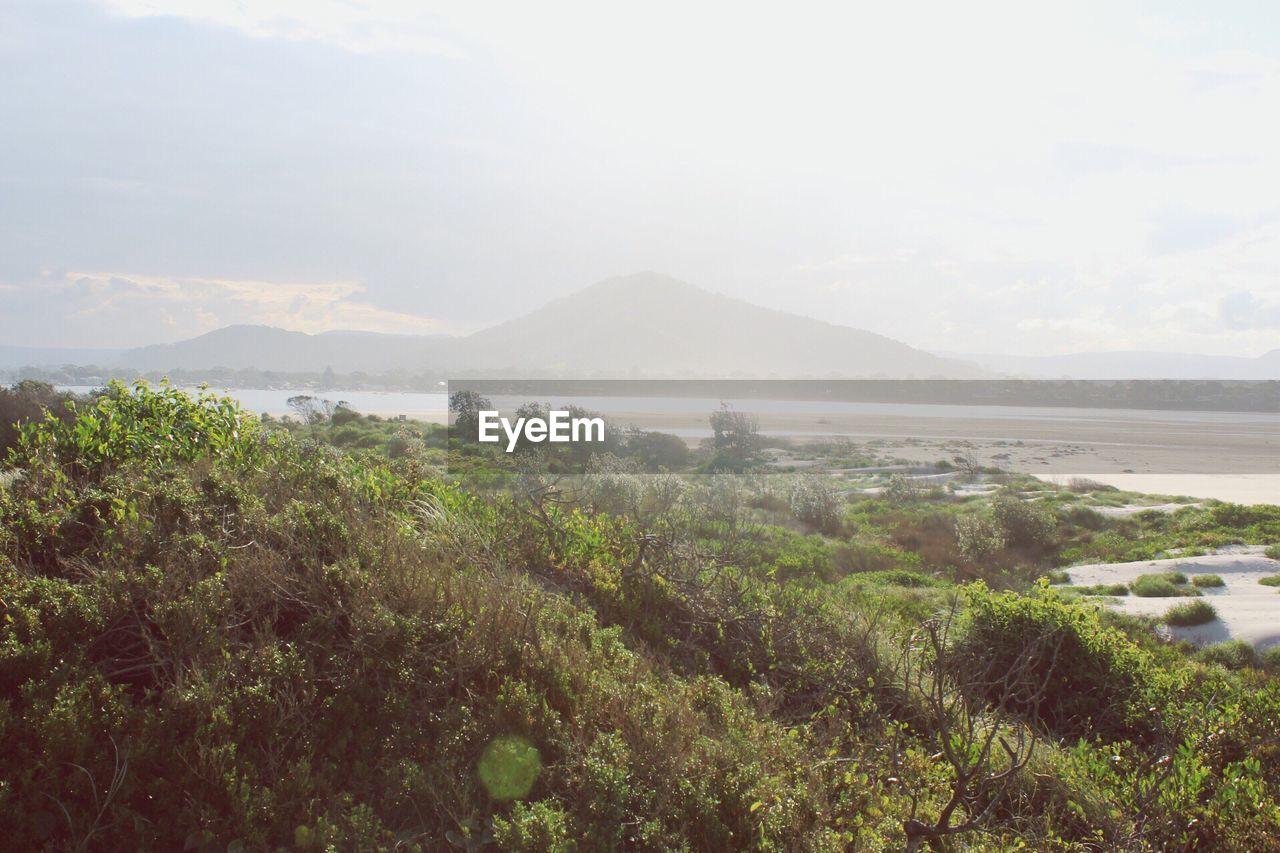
[{"left": 2, "top": 383, "right": 1279, "bottom": 851}]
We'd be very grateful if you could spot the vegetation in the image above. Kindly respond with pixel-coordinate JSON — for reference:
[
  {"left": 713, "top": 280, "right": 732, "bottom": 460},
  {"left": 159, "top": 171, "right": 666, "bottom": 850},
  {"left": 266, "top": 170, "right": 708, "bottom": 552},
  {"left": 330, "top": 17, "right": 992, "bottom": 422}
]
[
  {"left": 1131, "top": 573, "right": 1195, "bottom": 598},
  {"left": 1196, "top": 640, "right": 1256, "bottom": 670},
  {"left": 1164, "top": 599, "right": 1218, "bottom": 627},
  {"left": 1192, "top": 573, "right": 1225, "bottom": 588},
  {"left": 2, "top": 382, "right": 1279, "bottom": 850}
]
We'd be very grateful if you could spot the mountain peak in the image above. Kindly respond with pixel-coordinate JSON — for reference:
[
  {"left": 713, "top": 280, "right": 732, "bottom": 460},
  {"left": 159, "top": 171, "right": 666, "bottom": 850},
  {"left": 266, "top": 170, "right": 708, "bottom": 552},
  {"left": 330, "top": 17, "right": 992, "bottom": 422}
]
[{"left": 116, "top": 273, "right": 982, "bottom": 378}]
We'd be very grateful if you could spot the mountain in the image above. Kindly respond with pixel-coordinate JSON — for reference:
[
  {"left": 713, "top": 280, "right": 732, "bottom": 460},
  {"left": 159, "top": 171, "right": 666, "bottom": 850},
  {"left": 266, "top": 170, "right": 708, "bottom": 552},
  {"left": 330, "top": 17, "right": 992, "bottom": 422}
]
[
  {"left": 948, "top": 349, "right": 1280, "bottom": 380},
  {"left": 123, "top": 326, "right": 453, "bottom": 373},
  {"left": 455, "top": 272, "right": 978, "bottom": 377},
  {"left": 0, "top": 345, "right": 124, "bottom": 369},
  {"left": 117, "top": 273, "right": 981, "bottom": 378}
]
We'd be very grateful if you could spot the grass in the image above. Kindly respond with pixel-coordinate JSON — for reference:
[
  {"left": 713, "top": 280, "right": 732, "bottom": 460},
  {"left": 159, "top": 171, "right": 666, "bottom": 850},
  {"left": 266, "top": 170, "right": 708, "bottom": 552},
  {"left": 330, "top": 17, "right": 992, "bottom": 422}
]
[
  {"left": 1131, "top": 573, "right": 1194, "bottom": 598},
  {"left": 1259, "top": 574, "right": 1280, "bottom": 587},
  {"left": 1196, "top": 640, "right": 1256, "bottom": 670},
  {"left": 1045, "top": 569, "right": 1069, "bottom": 584},
  {"left": 1267, "top": 544, "right": 1280, "bottom": 560},
  {"left": 1063, "top": 583, "right": 1130, "bottom": 597},
  {"left": 1164, "top": 599, "right": 1218, "bottom": 627},
  {"left": 1191, "top": 574, "right": 1225, "bottom": 588}
]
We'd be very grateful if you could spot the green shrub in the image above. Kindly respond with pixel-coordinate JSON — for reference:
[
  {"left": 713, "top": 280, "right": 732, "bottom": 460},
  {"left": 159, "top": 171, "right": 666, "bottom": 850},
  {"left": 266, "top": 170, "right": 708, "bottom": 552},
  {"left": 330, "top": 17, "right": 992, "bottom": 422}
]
[
  {"left": 492, "top": 801, "right": 572, "bottom": 851},
  {"left": 1164, "top": 599, "right": 1217, "bottom": 626},
  {"left": 1195, "top": 640, "right": 1255, "bottom": 670},
  {"left": 1191, "top": 574, "right": 1225, "bottom": 588},
  {"left": 957, "top": 583, "right": 1164, "bottom": 741},
  {"left": 883, "top": 472, "right": 922, "bottom": 506},
  {"left": 1131, "top": 575, "right": 1181, "bottom": 597},
  {"left": 1067, "top": 583, "right": 1129, "bottom": 597},
  {"left": 990, "top": 493, "right": 1056, "bottom": 549},
  {"left": 788, "top": 476, "right": 841, "bottom": 534},
  {"left": 1260, "top": 574, "right": 1280, "bottom": 587},
  {"left": 1266, "top": 544, "right": 1280, "bottom": 560},
  {"left": 1260, "top": 646, "right": 1280, "bottom": 670},
  {"left": 954, "top": 513, "right": 1005, "bottom": 561},
  {"left": 1045, "top": 569, "right": 1069, "bottom": 584}
]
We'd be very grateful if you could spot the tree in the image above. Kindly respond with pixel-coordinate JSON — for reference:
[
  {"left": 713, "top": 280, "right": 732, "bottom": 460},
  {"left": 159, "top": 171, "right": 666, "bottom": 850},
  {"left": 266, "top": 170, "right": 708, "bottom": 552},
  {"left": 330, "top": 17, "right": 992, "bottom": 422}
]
[
  {"left": 448, "top": 390, "right": 492, "bottom": 441},
  {"left": 709, "top": 402, "right": 759, "bottom": 468},
  {"left": 895, "top": 603, "right": 1061, "bottom": 852},
  {"left": 287, "top": 395, "right": 337, "bottom": 425}
]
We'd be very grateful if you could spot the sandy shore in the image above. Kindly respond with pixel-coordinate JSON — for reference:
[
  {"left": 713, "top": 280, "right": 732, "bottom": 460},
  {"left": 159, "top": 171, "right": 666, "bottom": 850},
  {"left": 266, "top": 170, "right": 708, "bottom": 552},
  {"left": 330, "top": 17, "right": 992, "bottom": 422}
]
[
  {"left": 362, "top": 392, "right": 1279, "bottom": 503},
  {"left": 575, "top": 405, "right": 1280, "bottom": 502},
  {"left": 1066, "top": 547, "right": 1280, "bottom": 650}
]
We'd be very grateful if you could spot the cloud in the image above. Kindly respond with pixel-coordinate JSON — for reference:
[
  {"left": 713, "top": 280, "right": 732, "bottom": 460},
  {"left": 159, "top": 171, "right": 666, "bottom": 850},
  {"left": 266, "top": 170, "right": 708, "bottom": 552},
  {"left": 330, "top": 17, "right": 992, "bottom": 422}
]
[
  {"left": 0, "top": 272, "right": 443, "bottom": 347},
  {"left": 1219, "top": 290, "right": 1280, "bottom": 330},
  {"left": 99, "top": 0, "right": 466, "bottom": 56}
]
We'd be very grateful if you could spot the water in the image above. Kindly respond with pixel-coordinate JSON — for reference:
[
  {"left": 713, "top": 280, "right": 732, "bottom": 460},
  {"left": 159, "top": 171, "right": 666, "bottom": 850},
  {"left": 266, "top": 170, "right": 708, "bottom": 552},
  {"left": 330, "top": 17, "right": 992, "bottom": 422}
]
[{"left": 58, "top": 386, "right": 450, "bottom": 420}]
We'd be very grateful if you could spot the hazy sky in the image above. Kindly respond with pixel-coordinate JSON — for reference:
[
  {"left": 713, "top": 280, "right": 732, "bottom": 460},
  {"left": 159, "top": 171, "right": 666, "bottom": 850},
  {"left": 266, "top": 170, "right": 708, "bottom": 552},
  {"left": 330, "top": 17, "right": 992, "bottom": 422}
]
[{"left": 2, "top": 1, "right": 1279, "bottom": 356}]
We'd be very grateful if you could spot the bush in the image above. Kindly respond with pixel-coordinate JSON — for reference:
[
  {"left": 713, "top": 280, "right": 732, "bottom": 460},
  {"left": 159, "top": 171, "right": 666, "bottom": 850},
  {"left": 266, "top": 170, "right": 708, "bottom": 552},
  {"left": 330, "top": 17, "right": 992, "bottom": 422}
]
[
  {"left": 1259, "top": 574, "right": 1280, "bottom": 587},
  {"left": 956, "top": 584, "right": 1164, "bottom": 741},
  {"left": 990, "top": 493, "right": 1056, "bottom": 549},
  {"left": 1260, "top": 646, "right": 1280, "bottom": 670},
  {"left": 1165, "top": 599, "right": 1217, "bottom": 626},
  {"left": 1266, "top": 544, "right": 1280, "bottom": 561},
  {"left": 1195, "top": 640, "right": 1256, "bottom": 670},
  {"left": 0, "top": 380, "right": 80, "bottom": 454},
  {"left": 1131, "top": 576, "right": 1181, "bottom": 597},
  {"left": 1191, "top": 574, "right": 1225, "bottom": 588},
  {"left": 1067, "top": 583, "right": 1129, "bottom": 597},
  {"left": 788, "top": 475, "right": 842, "bottom": 534},
  {"left": 492, "top": 800, "right": 572, "bottom": 851},
  {"left": 955, "top": 513, "right": 1005, "bottom": 561},
  {"left": 883, "top": 472, "right": 922, "bottom": 506},
  {"left": 1045, "top": 569, "right": 1069, "bottom": 584},
  {"left": 1068, "top": 477, "right": 1115, "bottom": 493}
]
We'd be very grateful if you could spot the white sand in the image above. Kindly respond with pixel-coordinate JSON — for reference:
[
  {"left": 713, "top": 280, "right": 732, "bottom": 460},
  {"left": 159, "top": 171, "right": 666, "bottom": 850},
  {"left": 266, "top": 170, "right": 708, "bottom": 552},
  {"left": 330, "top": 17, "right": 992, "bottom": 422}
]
[
  {"left": 1054, "top": 474, "right": 1280, "bottom": 506},
  {"left": 1090, "top": 502, "right": 1203, "bottom": 518},
  {"left": 1065, "top": 547, "right": 1280, "bottom": 650}
]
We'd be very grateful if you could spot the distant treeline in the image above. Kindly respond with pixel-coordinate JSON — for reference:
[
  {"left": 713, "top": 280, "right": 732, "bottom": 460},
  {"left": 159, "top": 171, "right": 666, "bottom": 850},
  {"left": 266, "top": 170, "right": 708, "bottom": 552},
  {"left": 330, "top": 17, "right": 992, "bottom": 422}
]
[
  {"left": 0, "top": 365, "right": 449, "bottom": 392},
  {"left": 455, "top": 379, "right": 1280, "bottom": 412},
  {"left": 4, "top": 367, "right": 1277, "bottom": 411}
]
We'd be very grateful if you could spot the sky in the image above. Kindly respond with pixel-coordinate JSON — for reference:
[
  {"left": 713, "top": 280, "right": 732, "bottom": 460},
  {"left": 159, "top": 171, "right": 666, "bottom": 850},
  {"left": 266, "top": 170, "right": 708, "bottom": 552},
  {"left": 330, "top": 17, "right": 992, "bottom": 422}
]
[{"left": 1, "top": 0, "right": 1279, "bottom": 356}]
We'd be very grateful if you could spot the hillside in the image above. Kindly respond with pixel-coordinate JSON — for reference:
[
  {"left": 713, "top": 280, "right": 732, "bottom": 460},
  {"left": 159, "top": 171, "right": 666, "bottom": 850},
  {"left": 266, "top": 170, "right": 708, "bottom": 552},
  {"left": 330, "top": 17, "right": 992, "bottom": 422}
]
[
  {"left": 115, "top": 274, "right": 979, "bottom": 378},
  {"left": 456, "top": 272, "right": 978, "bottom": 377},
  {"left": 2, "top": 382, "right": 1279, "bottom": 850},
  {"left": 123, "top": 325, "right": 453, "bottom": 373}
]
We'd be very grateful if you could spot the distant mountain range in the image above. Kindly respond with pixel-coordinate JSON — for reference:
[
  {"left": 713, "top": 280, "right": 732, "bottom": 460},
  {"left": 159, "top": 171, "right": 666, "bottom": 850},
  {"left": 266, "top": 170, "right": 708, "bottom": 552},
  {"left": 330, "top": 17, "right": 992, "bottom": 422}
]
[
  {"left": 4, "top": 273, "right": 979, "bottom": 378},
  {"left": 946, "top": 350, "right": 1280, "bottom": 380},
  {"left": 2, "top": 272, "right": 1277, "bottom": 379}
]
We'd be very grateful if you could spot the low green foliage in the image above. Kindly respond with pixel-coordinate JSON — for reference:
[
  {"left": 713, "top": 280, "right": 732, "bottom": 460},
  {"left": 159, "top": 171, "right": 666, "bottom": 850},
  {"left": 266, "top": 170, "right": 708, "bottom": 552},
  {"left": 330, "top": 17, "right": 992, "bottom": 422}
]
[
  {"left": 1196, "top": 640, "right": 1256, "bottom": 670},
  {"left": 956, "top": 583, "right": 1166, "bottom": 741},
  {"left": 1065, "top": 582, "right": 1130, "bottom": 597},
  {"left": 1191, "top": 573, "right": 1225, "bottom": 588},
  {"left": 1132, "top": 573, "right": 1195, "bottom": 597},
  {"left": 2, "top": 385, "right": 1279, "bottom": 850},
  {"left": 1165, "top": 599, "right": 1218, "bottom": 626},
  {"left": 1260, "top": 574, "right": 1280, "bottom": 587}
]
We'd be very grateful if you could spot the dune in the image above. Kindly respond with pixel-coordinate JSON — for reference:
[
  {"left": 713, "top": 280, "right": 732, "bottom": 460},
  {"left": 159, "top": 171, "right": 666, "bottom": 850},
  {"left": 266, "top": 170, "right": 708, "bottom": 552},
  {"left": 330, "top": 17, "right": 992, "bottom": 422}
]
[{"left": 1066, "top": 546, "right": 1280, "bottom": 650}]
